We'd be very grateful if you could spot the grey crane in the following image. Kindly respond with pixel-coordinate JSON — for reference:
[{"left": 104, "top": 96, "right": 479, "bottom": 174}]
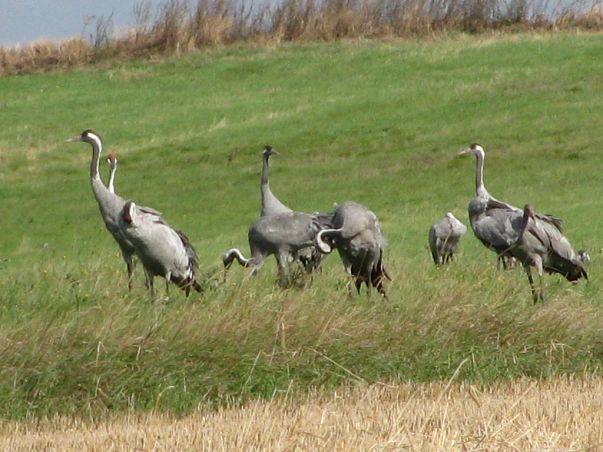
[
  {"left": 67, "top": 130, "right": 137, "bottom": 290},
  {"left": 458, "top": 143, "right": 553, "bottom": 269},
  {"left": 259, "top": 145, "right": 323, "bottom": 273},
  {"left": 511, "top": 204, "right": 587, "bottom": 302},
  {"left": 119, "top": 201, "right": 202, "bottom": 296},
  {"left": 260, "top": 145, "right": 292, "bottom": 217},
  {"left": 223, "top": 211, "right": 331, "bottom": 284},
  {"left": 68, "top": 130, "right": 162, "bottom": 290},
  {"left": 429, "top": 212, "right": 467, "bottom": 265},
  {"left": 314, "top": 201, "right": 390, "bottom": 298},
  {"left": 107, "top": 152, "right": 117, "bottom": 194}
]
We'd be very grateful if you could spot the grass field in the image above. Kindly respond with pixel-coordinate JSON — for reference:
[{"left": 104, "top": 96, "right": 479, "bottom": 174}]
[{"left": 0, "top": 31, "right": 601, "bottom": 420}]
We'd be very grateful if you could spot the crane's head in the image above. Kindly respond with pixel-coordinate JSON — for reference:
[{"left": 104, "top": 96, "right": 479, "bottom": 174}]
[
  {"left": 523, "top": 203, "right": 536, "bottom": 220},
  {"left": 67, "top": 129, "right": 103, "bottom": 147},
  {"left": 262, "top": 145, "right": 278, "bottom": 158},
  {"left": 458, "top": 143, "right": 485, "bottom": 158},
  {"left": 107, "top": 152, "right": 118, "bottom": 169},
  {"left": 121, "top": 201, "right": 137, "bottom": 226}
]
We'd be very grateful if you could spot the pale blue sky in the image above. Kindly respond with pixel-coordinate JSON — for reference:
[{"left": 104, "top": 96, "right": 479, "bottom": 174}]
[{"left": 0, "top": 0, "right": 158, "bottom": 46}]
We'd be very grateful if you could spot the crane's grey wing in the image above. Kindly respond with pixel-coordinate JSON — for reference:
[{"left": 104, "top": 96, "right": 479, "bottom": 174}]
[
  {"left": 486, "top": 197, "right": 519, "bottom": 213},
  {"left": 489, "top": 196, "right": 562, "bottom": 231},
  {"left": 139, "top": 205, "right": 162, "bottom": 216},
  {"left": 175, "top": 229, "right": 199, "bottom": 270},
  {"left": 453, "top": 220, "right": 468, "bottom": 236},
  {"left": 473, "top": 209, "right": 522, "bottom": 251},
  {"left": 534, "top": 213, "right": 563, "bottom": 232}
]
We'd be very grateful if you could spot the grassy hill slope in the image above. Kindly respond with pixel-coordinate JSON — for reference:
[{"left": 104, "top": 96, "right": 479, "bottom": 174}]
[{"left": 0, "top": 32, "right": 601, "bottom": 419}]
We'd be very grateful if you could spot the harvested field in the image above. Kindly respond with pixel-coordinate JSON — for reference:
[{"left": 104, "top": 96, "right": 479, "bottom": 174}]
[{"left": 2, "top": 377, "right": 601, "bottom": 450}]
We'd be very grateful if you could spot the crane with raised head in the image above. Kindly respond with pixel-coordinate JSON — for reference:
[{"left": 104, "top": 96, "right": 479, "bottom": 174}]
[
  {"left": 258, "top": 145, "right": 324, "bottom": 273},
  {"left": 67, "top": 130, "right": 137, "bottom": 290},
  {"left": 458, "top": 143, "right": 561, "bottom": 269}
]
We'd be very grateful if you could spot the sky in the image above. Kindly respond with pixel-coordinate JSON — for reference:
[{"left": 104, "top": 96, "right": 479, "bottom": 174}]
[{"left": 0, "top": 0, "right": 164, "bottom": 46}]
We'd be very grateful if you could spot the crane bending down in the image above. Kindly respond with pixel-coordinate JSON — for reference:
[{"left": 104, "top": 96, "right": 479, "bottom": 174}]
[
  {"left": 429, "top": 212, "right": 467, "bottom": 265},
  {"left": 119, "top": 201, "right": 202, "bottom": 296},
  {"left": 259, "top": 145, "right": 324, "bottom": 273},
  {"left": 511, "top": 204, "right": 587, "bottom": 302},
  {"left": 223, "top": 211, "right": 332, "bottom": 284},
  {"left": 315, "top": 201, "right": 390, "bottom": 298},
  {"left": 458, "top": 143, "right": 561, "bottom": 269}
]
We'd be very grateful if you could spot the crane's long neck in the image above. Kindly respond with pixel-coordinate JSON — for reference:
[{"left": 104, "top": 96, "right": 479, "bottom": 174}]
[
  {"left": 108, "top": 164, "right": 116, "bottom": 194},
  {"left": 261, "top": 155, "right": 270, "bottom": 200},
  {"left": 518, "top": 208, "right": 531, "bottom": 242},
  {"left": 475, "top": 151, "right": 488, "bottom": 198},
  {"left": 87, "top": 136, "right": 112, "bottom": 205},
  {"left": 89, "top": 137, "right": 102, "bottom": 181}
]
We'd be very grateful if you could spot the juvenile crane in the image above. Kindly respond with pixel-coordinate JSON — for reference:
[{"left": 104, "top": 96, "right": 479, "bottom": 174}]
[
  {"left": 223, "top": 211, "right": 332, "bottom": 284},
  {"left": 512, "top": 204, "right": 587, "bottom": 302},
  {"left": 119, "top": 201, "right": 202, "bottom": 296},
  {"left": 315, "top": 201, "right": 390, "bottom": 298},
  {"left": 429, "top": 212, "right": 467, "bottom": 265},
  {"left": 258, "top": 145, "right": 323, "bottom": 272}
]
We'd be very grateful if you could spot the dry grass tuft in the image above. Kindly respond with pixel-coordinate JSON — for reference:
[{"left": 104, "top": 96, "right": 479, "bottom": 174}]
[
  {"left": 1, "top": 0, "right": 602, "bottom": 75},
  {"left": 1, "top": 376, "right": 601, "bottom": 450}
]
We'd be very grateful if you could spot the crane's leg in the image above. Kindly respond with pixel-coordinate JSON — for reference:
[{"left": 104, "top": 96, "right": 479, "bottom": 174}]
[
  {"left": 144, "top": 270, "right": 155, "bottom": 297},
  {"left": 164, "top": 272, "right": 171, "bottom": 300},
  {"left": 534, "top": 256, "right": 545, "bottom": 302},
  {"left": 126, "top": 260, "right": 134, "bottom": 292},
  {"left": 275, "top": 252, "right": 289, "bottom": 287},
  {"left": 523, "top": 264, "right": 537, "bottom": 303},
  {"left": 247, "top": 256, "right": 265, "bottom": 278}
]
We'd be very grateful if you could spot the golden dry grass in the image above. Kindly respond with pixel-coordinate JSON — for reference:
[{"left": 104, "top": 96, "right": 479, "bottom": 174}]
[{"left": 2, "top": 376, "right": 601, "bottom": 450}]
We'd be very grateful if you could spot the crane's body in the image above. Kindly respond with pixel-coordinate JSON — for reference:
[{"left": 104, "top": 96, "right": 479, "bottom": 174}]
[
  {"left": 429, "top": 212, "right": 467, "bottom": 265},
  {"left": 119, "top": 201, "right": 202, "bottom": 295},
  {"left": 223, "top": 211, "right": 331, "bottom": 282},
  {"left": 315, "top": 201, "right": 390, "bottom": 298},
  {"left": 511, "top": 204, "right": 587, "bottom": 302}
]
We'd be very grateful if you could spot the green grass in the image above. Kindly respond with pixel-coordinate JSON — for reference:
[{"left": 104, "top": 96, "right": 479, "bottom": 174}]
[{"left": 0, "top": 31, "right": 601, "bottom": 420}]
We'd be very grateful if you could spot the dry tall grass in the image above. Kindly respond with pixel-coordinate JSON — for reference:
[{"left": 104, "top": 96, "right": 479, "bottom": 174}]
[
  {"left": 1, "top": 0, "right": 602, "bottom": 75},
  {"left": 1, "top": 376, "right": 601, "bottom": 450}
]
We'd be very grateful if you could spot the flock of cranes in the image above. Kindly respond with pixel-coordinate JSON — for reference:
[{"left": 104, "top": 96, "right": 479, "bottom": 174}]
[{"left": 67, "top": 130, "right": 589, "bottom": 302}]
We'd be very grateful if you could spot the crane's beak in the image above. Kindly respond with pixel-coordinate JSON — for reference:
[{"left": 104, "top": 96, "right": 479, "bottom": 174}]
[
  {"left": 66, "top": 135, "right": 81, "bottom": 143},
  {"left": 458, "top": 148, "right": 471, "bottom": 156},
  {"left": 271, "top": 149, "right": 279, "bottom": 155}
]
